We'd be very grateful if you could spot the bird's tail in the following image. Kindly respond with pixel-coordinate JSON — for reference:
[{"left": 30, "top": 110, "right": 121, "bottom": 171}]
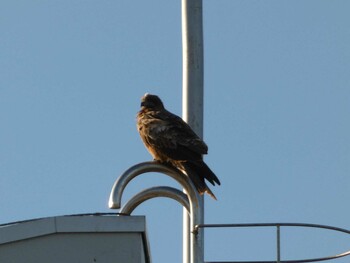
[{"left": 181, "top": 160, "right": 220, "bottom": 200}]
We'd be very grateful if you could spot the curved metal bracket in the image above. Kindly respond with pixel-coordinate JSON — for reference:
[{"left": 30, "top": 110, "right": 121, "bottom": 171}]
[
  {"left": 108, "top": 161, "right": 203, "bottom": 263},
  {"left": 120, "top": 186, "right": 190, "bottom": 215},
  {"left": 109, "top": 161, "right": 200, "bottom": 211}
]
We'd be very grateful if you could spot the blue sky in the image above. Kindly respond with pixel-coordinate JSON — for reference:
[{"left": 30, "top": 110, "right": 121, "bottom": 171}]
[{"left": 1, "top": 1, "right": 350, "bottom": 262}]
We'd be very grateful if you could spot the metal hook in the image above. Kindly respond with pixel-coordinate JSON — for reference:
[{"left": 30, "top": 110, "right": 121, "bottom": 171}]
[
  {"left": 108, "top": 161, "right": 200, "bottom": 210},
  {"left": 108, "top": 161, "right": 204, "bottom": 263},
  {"left": 120, "top": 186, "right": 190, "bottom": 215}
]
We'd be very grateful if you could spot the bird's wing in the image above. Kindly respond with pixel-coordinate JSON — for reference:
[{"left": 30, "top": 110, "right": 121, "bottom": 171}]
[{"left": 147, "top": 110, "right": 208, "bottom": 161}]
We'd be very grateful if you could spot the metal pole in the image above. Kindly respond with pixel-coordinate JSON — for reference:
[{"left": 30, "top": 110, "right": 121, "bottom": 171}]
[
  {"left": 277, "top": 225, "right": 281, "bottom": 263},
  {"left": 182, "top": 0, "right": 204, "bottom": 263}
]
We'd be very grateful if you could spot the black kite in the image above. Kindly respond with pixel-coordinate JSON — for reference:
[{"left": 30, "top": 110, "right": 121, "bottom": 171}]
[{"left": 137, "top": 93, "right": 220, "bottom": 199}]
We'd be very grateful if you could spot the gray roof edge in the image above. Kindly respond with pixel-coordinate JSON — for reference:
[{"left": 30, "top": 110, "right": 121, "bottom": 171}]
[{"left": 0, "top": 213, "right": 147, "bottom": 244}]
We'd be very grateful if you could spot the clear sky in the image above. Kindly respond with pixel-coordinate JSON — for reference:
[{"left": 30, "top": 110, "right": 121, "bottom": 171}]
[{"left": 1, "top": 1, "right": 350, "bottom": 262}]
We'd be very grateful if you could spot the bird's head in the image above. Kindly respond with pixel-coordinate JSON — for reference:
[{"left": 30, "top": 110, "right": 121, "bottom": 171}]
[{"left": 140, "top": 93, "right": 165, "bottom": 111}]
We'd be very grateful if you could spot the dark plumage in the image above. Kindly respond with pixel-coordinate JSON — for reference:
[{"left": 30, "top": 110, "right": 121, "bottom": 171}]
[{"left": 137, "top": 93, "right": 220, "bottom": 199}]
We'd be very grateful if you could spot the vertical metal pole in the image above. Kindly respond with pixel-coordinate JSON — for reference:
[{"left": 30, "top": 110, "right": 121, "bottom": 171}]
[
  {"left": 182, "top": 0, "right": 204, "bottom": 263},
  {"left": 277, "top": 225, "right": 281, "bottom": 263}
]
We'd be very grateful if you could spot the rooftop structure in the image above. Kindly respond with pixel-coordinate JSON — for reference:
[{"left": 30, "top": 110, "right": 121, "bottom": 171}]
[{"left": 0, "top": 214, "right": 150, "bottom": 263}]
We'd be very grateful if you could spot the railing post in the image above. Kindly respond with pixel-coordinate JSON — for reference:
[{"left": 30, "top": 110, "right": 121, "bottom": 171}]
[{"left": 277, "top": 225, "right": 281, "bottom": 263}]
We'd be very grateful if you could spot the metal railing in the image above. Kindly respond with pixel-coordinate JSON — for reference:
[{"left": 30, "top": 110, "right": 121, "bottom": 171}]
[{"left": 195, "top": 223, "right": 350, "bottom": 263}]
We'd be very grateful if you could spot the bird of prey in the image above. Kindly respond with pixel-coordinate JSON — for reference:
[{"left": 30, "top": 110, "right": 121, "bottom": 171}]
[{"left": 137, "top": 93, "right": 220, "bottom": 199}]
